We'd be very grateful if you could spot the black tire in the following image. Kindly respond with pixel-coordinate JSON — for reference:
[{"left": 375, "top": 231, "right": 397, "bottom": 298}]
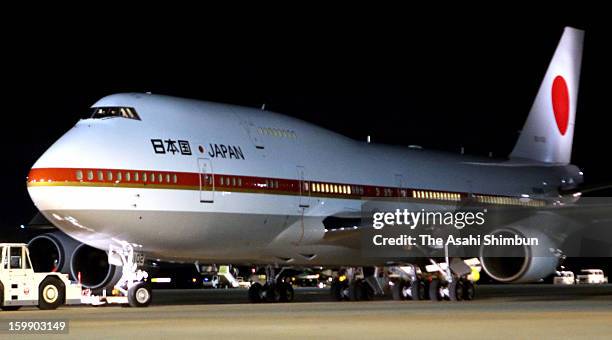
[
  {"left": 348, "top": 280, "right": 361, "bottom": 301},
  {"left": 248, "top": 282, "right": 263, "bottom": 303},
  {"left": 38, "top": 277, "right": 65, "bottom": 310},
  {"left": 398, "top": 280, "right": 411, "bottom": 300},
  {"left": 263, "top": 282, "right": 279, "bottom": 303},
  {"left": 278, "top": 282, "right": 294, "bottom": 302},
  {"left": 390, "top": 280, "right": 403, "bottom": 300},
  {"left": 331, "top": 280, "right": 348, "bottom": 301},
  {"left": 410, "top": 280, "right": 426, "bottom": 300},
  {"left": 128, "top": 282, "right": 152, "bottom": 307},
  {"left": 449, "top": 280, "right": 464, "bottom": 301},
  {"left": 462, "top": 280, "right": 475, "bottom": 301},
  {"left": 359, "top": 280, "right": 374, "bottom": 301},
  {"left": 429, "top": 279, "right": 442, "bottom": 301}
]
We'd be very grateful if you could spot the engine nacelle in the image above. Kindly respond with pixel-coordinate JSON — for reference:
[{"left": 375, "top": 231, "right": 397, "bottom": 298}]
[
  {"left": 28, "top": 231, "right": 80, "bottom": 275},
  {"left": 28, "top": 231, "right": 121, "bottom": 290},
  {"left": 70, "top": 243, "right": 122, "bottom": 290},
  {"left": 479, "top": 227, "right": 559, "bottom": 283}
]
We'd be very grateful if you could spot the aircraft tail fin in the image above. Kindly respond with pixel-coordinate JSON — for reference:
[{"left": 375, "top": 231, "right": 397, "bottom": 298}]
[{"left": 510, "top": 27, "right": 584, "bottom": 165}]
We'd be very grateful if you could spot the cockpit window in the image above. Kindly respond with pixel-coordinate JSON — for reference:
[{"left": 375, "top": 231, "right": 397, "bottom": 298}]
[{"left": 90, "top": 107, "right": 141, "bottom": 120}]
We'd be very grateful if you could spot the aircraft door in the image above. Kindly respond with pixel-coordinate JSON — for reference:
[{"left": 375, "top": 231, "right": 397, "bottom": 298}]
[
  {"left": 395, "top": 174, "right": 407, "bottom": 199},
  {"left": 297, "top": 166, "right": 310, "bottom": 209},
  {"left": 198, "top": 158, "right": 214, "bottom": 203}
]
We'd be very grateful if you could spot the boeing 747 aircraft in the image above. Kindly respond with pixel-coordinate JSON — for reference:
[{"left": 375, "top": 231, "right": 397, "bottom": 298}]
[{"left": 23, "top": 27, "right": 585, "bottom": 306}]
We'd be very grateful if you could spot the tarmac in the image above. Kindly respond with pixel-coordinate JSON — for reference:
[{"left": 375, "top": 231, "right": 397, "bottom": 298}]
[{"left": 1, "top": 284, "right": 611, "bottom": 339}]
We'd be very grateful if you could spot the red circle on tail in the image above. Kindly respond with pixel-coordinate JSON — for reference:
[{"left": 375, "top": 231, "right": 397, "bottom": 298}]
[{"left": 551, "top": 75, "right": 569, "bottom": 135}]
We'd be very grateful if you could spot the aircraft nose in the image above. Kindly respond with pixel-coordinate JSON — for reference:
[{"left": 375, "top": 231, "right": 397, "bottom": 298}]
[{"left": 26, "top": 126, "right": 87, "bottom": 211}]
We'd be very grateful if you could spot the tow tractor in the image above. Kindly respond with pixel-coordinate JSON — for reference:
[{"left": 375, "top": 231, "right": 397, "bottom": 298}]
[{"left": 0, "top": 243, "right": 81, "bottom": 310}]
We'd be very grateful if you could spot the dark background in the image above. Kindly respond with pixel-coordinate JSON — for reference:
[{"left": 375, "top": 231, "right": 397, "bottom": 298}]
[{"left": 2, "top": 9, "right": 610, "bottom": 241}]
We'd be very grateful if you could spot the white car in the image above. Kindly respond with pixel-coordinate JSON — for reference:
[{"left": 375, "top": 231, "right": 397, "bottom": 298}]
[
  {"left": 576, "top": 269, "right": 608, "bottom": 284},
  {"left": 553, "top": 271, "right": 575, "bottom": 285}
]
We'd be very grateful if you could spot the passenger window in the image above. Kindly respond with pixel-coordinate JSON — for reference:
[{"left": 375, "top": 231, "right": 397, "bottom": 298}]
[
  {"left": 172, "top": 174, "right": 178, "bottom": 184},
  {"left": 150, "top": 173, "right": 155, "bottom": 183},
  {"left": 87, "top": 170, "right": 94, "bottom": 181},
  {"left": 76, "top": 170, "right": 83, "bottom": 181},
  {"left": 125, "top": 172, "right": 131, "bottom": 181},
  {"left": 142, "top": 173, "right": 147, "bottom": 182},
  {"left": 98, "top": 171, "right": 103, "bottom": 181},
  {"left": 116, "top": 172, "right": 122, "bottom": 182},
  {"left": 158, "top": 173, "right": 163, "bottom": 183},
  {"left": 166, "top": 174, "right": 170, "bottom": 183},
  {"left": 106, "top": 171, "right": 113, "bottom": 181},
  {"left": 134, "top": 172, "right": 139, "bottom": 182}
]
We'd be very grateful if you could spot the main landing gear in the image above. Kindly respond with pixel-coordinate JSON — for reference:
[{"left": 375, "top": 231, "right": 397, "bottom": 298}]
[
  {"left": 330, "top": 259, "right": 479, "bottom": 303},
  {"left": 330, "top": 267, "right": 384, "bottom": 301},
  {"left": 248, "top": 265, "right": 294, "bottom": 303},
  {"left": 425, "top": 258, "right": 477, "bottom": 302},
  {"left": 246, "top": 259, "right": 478, "bottom": 304},
  {"left": 388, "top": 265, "right": 427, "bottom": 301}
]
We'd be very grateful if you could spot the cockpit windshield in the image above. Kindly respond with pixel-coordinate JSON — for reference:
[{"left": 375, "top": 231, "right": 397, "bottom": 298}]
[{"left": 90, "top": 107, "right": 141, "bottom": 120}]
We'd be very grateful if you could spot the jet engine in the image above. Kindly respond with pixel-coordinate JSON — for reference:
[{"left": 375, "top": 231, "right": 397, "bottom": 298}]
[
  {"left": 479, "top": 227, "right": 559, "bottom": 283},
  {"left": 70, "top": 243, "right": 122, "bottom": 290},
  {"left": 28, "top": 231, "right": 121, "bottom": 290},
  {"left": 28, "top": 231, "right": 79, "bottom": 274}
]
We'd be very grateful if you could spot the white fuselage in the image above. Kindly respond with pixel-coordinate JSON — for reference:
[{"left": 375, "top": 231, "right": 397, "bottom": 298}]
[{"left": 27, "top": 93, "right": 582, "bottom": 265}]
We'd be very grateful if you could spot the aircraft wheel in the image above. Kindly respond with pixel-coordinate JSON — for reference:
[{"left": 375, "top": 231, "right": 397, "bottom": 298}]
[
  {"left": 128, "top": 282, "right": 152, "bottom": 307},
  {"left": 263, "top": 282, "right": 280, "bottom": 303},
  {"left": 349, "top": 280, "right": 362, "bottom": 301},
  {"left": 410, "top": 279, "right": 426, "bottom": 300},
  {"left": 429, "top": 279, "right": 443, "bottom": 301},
  {"left": 359, "top": 280, "right": 374, "bottom": 301},
  {"left": 462, "top": 280, "right": 475, "bottom": 301},
  {"left": 449, "top": 280, "right": 464, "bottom": 301},
  {"left": 391, "top": 280, "right": 407, "bottom": 300},
  {"left": 331, "top": 279, "right": 348, "bottom": 301},
  {"left": 278, "top": 282, "right": 294, "bottom": 302},
  {"left": 248, "top": 282, "right": 263, "bottom": 303},
  {"left": 38, "top": 277, "right": 65, "bottom": 310}
]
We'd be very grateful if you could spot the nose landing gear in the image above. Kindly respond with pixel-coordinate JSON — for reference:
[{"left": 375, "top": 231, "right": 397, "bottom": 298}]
[{"left": 81, "top": 242, "right": 151, "bottom": 307}]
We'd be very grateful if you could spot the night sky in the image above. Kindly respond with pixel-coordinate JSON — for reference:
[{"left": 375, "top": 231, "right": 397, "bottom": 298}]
[{"left": 2, "top": 10, "right": 609, "bottom": 239}]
